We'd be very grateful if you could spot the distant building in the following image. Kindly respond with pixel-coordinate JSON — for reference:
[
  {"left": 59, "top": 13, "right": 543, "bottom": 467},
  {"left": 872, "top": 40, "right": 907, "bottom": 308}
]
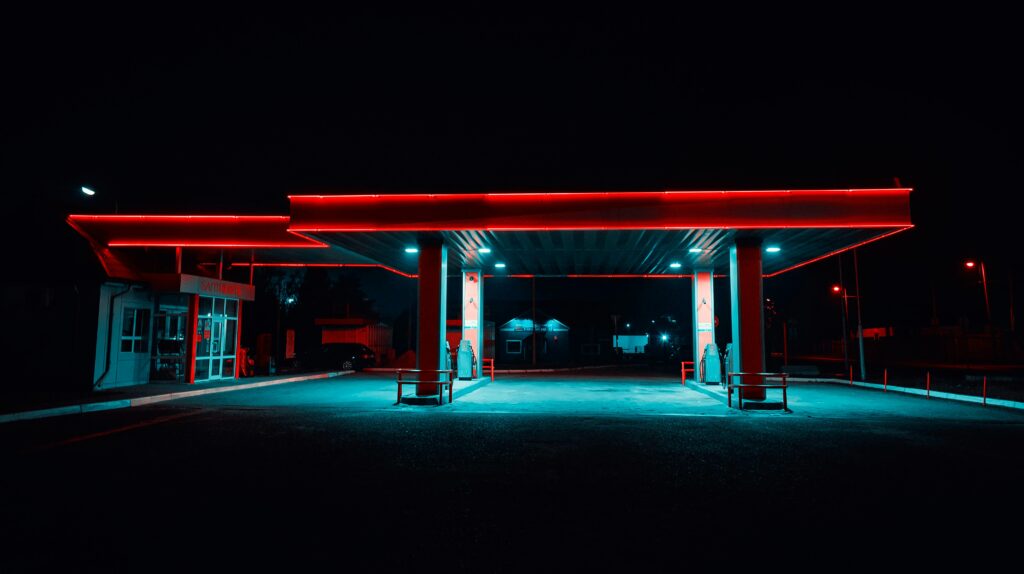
[{"left": 497, "top": 312, "right": 570, "bottom": 365}]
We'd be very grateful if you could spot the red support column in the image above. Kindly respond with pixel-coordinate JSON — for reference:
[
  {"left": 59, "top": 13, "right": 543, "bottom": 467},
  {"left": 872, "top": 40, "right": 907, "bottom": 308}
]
[
  {"left": 416, "top": 238, "right": 448, "bottom": 395},
  {"left": 462, "top": 269, "right": 483, "bottom": 379},
  {"left": 730, "top": 238, "right": 766, "bottom": 400},
  {"left": 692, "top": 269, "right": 715, "bottom": 381}
]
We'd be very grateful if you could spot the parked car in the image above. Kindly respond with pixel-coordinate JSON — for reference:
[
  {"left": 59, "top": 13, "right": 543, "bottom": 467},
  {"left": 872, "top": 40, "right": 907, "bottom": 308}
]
[{"left": 292, "top": 343, "right": 376, "bottom": 372}]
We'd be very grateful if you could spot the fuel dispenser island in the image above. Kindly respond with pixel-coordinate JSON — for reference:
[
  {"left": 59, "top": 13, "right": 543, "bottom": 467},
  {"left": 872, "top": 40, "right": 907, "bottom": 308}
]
[
  {"left": 700, "top": 343, "right": 723, "bottom": 384},
  {"left": 457, "top": 339, "right": 476, "bottom": 380}
]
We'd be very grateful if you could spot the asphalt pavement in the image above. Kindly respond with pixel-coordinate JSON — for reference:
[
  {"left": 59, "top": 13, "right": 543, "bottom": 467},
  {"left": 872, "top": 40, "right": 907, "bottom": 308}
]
[{"left": 2, "top": 370, "right": 1021, "bottom": 571}]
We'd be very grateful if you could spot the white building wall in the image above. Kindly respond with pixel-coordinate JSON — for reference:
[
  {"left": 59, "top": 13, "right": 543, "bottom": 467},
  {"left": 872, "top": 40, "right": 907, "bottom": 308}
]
[{"left": 93, "top": 283, "right": 155, "bottom": 389}]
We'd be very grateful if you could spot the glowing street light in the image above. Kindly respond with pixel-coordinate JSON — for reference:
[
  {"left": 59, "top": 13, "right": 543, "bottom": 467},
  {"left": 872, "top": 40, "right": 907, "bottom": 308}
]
[
  {"left": 964, "top": 259, "right": 991, "bottom": 329},
  {"left": 81, "top": 186, "right": 96, "bottom": 196},
  {"left": 404, "top": 247, "right": 419, "bottom": 253}
]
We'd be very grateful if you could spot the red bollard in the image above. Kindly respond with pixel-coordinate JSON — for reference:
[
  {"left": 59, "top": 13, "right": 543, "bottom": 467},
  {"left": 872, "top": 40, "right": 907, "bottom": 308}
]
[
  {"left": 926, "top": 372, "right": 931, "bottom": 398},
  {"left": 983, "top": 376, "right": 987, "bottom": 406},
  {"left": 849, "top": 365, "right": 853, "bottom": 385},
  {"left": 883, "top": 368, "right": 888, "bottom": 392}
]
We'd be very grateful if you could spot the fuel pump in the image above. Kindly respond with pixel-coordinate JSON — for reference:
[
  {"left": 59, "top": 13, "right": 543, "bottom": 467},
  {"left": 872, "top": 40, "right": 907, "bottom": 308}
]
[
  {"left": 457, "top": 340, "right": 476, "bottom": 380},
  {"left": 700, "top": 343, "right": 722, "bottom": 384}
]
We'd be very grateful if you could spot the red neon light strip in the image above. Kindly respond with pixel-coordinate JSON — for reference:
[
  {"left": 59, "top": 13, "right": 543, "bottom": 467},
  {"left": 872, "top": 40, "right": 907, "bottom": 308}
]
[
  {"left": 232, "top": 262, "right": 418, "bottom": 279},
  {"left": 69, "top": 215, "right": 291, "bottom": 220},
  {"left": 290, "top": 223, "right": 912, "bottom": 233},
  {"left": 67, "top": 214, "right": 327, "bottom": 248},
  {"left": 107, "top": 241, "right": 326, "bottom": 248},
  {"left": 762, "top": 226, "right": 914, "bottom": 278},
  {"left": 288, "top": 188, "right": 911, "bottom": 200},
  {"left": 288, "top": 188, "right": 912, "bottom": 232}
]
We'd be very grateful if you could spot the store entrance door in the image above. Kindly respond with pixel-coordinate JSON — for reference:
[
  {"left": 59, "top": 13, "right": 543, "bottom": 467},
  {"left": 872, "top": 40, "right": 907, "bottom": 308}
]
[{"left": 195, "top": 296, "right": 238, "bottom": 382}]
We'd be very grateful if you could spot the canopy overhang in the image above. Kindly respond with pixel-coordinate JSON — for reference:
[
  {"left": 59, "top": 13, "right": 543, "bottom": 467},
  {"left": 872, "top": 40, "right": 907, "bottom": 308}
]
[{"left": 68, "top": 189, "right": 913, "bottom": 279}]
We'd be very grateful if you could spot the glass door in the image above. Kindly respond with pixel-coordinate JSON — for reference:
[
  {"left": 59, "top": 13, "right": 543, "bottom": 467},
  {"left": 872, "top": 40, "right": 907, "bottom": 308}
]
[{"left": 194, "top": 296, "right": 238, "bottom": 382}]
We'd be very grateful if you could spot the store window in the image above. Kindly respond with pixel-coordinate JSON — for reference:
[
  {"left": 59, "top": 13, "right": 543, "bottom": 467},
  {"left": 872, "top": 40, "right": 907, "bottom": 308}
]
[
  {"left": 121, "top": 308, "right": 151, "bottom": 353},
  {"left": 506, "top": 340, "right": 522, "bottom": 354}
]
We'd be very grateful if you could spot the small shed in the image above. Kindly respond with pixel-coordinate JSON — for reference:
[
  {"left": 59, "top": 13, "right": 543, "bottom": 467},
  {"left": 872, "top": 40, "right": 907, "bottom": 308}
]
[{"left": 497, "top": 312, "right": 570, "bottom": 365}]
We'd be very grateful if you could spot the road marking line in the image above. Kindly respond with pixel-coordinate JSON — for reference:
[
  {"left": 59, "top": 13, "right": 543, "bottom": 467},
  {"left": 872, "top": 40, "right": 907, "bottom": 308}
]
[{"left": 36, "top": 410, "right": 205, "bottom": 450}]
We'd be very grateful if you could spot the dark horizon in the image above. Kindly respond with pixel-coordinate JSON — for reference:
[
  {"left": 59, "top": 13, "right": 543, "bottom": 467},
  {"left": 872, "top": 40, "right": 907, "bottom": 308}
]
[{"left": 3, "top": 9, "right": 1022, "bottom": 346}]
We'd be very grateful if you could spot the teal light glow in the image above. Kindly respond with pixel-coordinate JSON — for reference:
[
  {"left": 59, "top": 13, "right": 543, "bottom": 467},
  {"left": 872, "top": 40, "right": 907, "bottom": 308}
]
[
  {"left": 688, "top": 247, "right": 703, "bottom": 253},
  {"left": 404, "top": 247, "right": 419, "bottom": 253},
  {"left": 495, "top": 262, "right": 506, "bottom": 268},
  {"left": 765, "top": 246, "right": 781, "bottom": 253},
  {"left": 81, "top": 186, "right": 96, "bottom": 196},
  {"left": 479, "top": 248, "right": 492, "bottom": 254},
  {"left": 669, "top": 262, "right": 682, "bottom": 268}
]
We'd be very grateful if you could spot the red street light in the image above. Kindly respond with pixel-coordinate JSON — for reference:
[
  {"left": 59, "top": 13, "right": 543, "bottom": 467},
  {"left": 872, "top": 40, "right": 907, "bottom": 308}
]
[
  {"left": 831, "top": 284, "right": 842, "bottom": 293},
  {"left": 964, "top": 259, "right": 991, "bottom": 328}
]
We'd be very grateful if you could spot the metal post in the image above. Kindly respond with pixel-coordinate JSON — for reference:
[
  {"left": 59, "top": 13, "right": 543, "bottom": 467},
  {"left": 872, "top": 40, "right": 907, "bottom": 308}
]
[
  {"left": 1009, "top": 272, "right": 1016, "bottom": 333},
  {"left": 531, "top": 277, "right": 537, "bottom": 367},
  {"left": 926, "top": 372, "right": 931, "bottom": 398},
  {"left": 838, "top": 255, "right": 849, "bottom": 373},
  {"left": 782, "top": 320, "right": 789, "bottom": 368},
  {"left": 854, "top": 249, "right": 867, "bottom": 381},
  {"left": 980, "top": 261, "right": 992, "bottom": 330},
  {"left": 175, "top": 247, "right": 183, "bottom": 274},
  {"left": 883, "top": 368, "right": 888, "bottom": 392},
  {"left": 983, "top": 375, "right": 987, "bottom": 405}
]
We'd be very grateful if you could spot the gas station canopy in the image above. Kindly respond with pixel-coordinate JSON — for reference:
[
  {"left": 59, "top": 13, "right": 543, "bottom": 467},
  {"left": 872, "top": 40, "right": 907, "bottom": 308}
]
[{"left": 69, "top": 189, "right": 912, "bottom": 279}]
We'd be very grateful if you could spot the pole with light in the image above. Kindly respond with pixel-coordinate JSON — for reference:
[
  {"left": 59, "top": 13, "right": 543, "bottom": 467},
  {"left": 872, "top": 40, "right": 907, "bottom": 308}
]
[
  {"left": 831, "top": 283, "right": 849, "bottom": 372},
  {"left": 80, "top": 185, "right": 118, "bottom": 213},
  {"left": 964, "top": 260, "right": 991, "bottom": 330}
]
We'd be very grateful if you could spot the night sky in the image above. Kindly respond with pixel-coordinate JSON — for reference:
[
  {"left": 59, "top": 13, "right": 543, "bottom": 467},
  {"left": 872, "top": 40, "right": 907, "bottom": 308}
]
[{"left": 4, "top": 8, "right": 1021, "bottom": 338}]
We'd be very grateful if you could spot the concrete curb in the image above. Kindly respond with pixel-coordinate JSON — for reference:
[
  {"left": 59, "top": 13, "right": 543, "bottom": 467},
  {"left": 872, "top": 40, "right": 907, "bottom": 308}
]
[
  {"left": 451, "top": 376, "right": 490, "bottom": 401},
  {"left": 0, "top": 370, "right": 353, "bottom": 425},
  {"left": 366, "top": 365, "right": 623, "bottom": 375},
  {"left": 493, "top": 365, "right": 622, "bottom": 374},
  {"left": 803, "top": 377, "right": 1024, "bottom": 411},
  {"left": 683, "top": 380, "right": 728, "bottom": 405}
]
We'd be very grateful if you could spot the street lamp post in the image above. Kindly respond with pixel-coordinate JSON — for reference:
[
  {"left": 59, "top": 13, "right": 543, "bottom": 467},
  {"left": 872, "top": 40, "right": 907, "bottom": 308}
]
[
  {"left": 836, "top": 256, "right": 850, "bottom": 373},
  {"left": 853, "top": 249, "right": 867, "bottom": 381},
  {"left": 80, "top": 185, "right": 118, "bottom": 213},
  {"left": 832, "top": 283, "right": 849, "bottom": 372},
  {"left": 965, "top": 260, "right": 992, "bottom": 330}
]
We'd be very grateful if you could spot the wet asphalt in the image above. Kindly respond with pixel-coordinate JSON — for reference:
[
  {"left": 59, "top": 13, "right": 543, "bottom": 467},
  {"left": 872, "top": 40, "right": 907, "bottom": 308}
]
[{"left": 2, "top": 371, "right": 1021, "bottom": 571}]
